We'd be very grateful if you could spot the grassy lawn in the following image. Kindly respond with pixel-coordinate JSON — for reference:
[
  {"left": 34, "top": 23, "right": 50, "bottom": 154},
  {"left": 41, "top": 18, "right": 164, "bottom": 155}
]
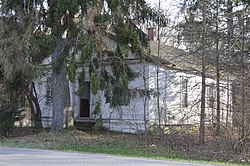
[{"left": 0, "top": 128, "right": 249, "bottom": 166}]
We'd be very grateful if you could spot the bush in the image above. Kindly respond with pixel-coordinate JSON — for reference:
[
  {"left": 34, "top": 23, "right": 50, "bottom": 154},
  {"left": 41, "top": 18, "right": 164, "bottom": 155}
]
[{"left": 0, "top": 103, "right": 14, "bottom": 137}]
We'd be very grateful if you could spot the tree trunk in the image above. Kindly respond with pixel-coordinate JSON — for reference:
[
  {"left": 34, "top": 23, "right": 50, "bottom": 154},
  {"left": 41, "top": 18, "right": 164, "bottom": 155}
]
[
  {"left": 199, "top": 0, "right": 207, "bottom": 145},
  {"left": 51, "top": 38, "right": 71, "bottom": 131},
  {"left": 26, "top": 82, "right": 43, "bottom": 128},
  {"left": 215, "top": 0, "right": 220, "bottom": 136},
  {"left": 143, "top": 60, "right": 148, "bottom": 134},
  {"left": 240, "top": 16, "right": 246, "bottom": 142},
  {"left": 31, "top": 82, "right": 43, "bottom": 128},
  {"left": 140, "top": 26, "right": 148, "bottom": 134},
  {"left": 225, "top": 0, "right": 233, "bottom": 128},
  {"left": 156, "top": 0, "right": 162, "bottom": 133}
]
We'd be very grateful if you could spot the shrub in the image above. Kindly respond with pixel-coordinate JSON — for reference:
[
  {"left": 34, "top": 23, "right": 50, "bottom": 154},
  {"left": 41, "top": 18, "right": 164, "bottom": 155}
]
[{"left": 0, "top": 103, "right": 14, "bottom": 137}]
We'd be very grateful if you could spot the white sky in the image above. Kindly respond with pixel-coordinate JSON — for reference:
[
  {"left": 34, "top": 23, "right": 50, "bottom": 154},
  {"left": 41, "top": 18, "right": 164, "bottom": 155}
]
[
  {"left": 146, "top": 0, "right": 178, "bottom": 9},
  {"left": 145, "top": 0, "right": 184, "bottom": 24},
  {"left": 145, "top": 0, "right": 185, "bottom": 47}
]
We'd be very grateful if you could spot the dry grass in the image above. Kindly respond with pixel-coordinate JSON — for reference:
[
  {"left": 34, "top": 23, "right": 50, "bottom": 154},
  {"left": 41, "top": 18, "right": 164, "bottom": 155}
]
[{"left": 0, "top": 127, "right": 249, "bottom": 165}]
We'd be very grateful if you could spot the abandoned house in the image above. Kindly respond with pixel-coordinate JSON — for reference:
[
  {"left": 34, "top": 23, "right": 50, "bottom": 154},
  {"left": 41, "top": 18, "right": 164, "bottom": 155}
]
[{"left": 31, "top": 33, "right": 233, "bottom": 133}]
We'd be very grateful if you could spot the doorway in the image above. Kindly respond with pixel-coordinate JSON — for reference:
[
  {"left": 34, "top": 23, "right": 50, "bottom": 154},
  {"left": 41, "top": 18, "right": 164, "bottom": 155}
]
[
  {"left": 80, "top": 99, "right": 90, "bottom": 117},
  {"left": 79, "top": 82, "right": 90, "bottom": 117}
]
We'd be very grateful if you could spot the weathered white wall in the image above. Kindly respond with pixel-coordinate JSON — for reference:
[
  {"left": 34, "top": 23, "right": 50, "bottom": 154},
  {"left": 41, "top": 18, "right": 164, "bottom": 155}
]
[
  {"left": 36, "top": 57, "right": 233, "bottom": 132},
  {"left": 35, "top": 77, "right": 53, "bottom": 128},
  {"left": 91, "top": 62, "right": 233, "bottom": 133},
  {"left": 94, "top": 63, "right": 151, "bottom": 133},
  {"left": 34, "top": 58, "right": 53, "bottom": 128},
  {"left": 147, "top": 65, "right": 233, "bottom": 127}
]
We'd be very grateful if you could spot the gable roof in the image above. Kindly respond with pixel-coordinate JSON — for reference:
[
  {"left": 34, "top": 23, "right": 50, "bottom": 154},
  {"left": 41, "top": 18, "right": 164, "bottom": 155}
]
[
  {"left": 149, "top": 41, "right": 201, "bottom": 73},
  {"left": 149, "top": 41, "right": 234, "bottom": 80}
]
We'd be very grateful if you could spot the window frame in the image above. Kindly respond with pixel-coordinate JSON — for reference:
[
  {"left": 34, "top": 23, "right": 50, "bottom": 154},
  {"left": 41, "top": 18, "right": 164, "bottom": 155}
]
[{"left": 180, "top": 77, "right": 188, "bottom": 108}]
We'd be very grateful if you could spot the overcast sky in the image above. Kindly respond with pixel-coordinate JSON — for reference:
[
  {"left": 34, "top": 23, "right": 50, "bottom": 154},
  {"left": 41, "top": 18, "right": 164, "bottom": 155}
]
[
  {"left": 145, "top": 0, "right": 183, "bottom": 23},
  {"left": 145, "top": 0, "right": 180, "bottom": 12}
]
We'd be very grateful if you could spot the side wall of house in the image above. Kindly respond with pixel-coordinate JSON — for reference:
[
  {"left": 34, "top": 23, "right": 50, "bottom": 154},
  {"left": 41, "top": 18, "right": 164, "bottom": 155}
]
[
  {"left": 147, "top": 65, "right": 233, "bottom": 127},
  {"left": 34, "top": 58, "right": 53, "bottom": 128},
  {"left": 35, "top": 75, "right": 53, "bottom": 128},
  {"left": 36, "top": 60, "right": 233, "bottom": 131},
  {"left": 93, "top": 63, "right": 150, "bottom": 133},
  {"left": 71, "top": 63, "right": 233, "bottom": 133}
]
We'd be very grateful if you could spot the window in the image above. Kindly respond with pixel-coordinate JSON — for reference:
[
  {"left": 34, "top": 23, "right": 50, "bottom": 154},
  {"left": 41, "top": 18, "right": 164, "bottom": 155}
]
[
  {"left": 0, "top": 69, "right": 3, "bottom": 81},
  {"left": 46, "top": 77, "right": 52, "bottom": 104},
  {"left": 110, "top": 86, "right": 131, "bottom": 107},
  {"left": 207, "top": 84, "right": 215, "bottom": 108},
  {"left": 180, "top": 77, "right": 188, "bottom": 107}
]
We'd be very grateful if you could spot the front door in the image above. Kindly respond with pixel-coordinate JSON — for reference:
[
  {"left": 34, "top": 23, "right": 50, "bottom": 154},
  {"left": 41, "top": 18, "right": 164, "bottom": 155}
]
[
  {"left": 79, "top": 82, "right": 90, "bottom": 117},
  {"left": 80, "top": 99, "right": 90, "bottom": 117}
]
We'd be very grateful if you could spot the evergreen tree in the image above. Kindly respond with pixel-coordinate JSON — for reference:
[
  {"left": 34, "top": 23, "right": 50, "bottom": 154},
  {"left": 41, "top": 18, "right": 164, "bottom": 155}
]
[
  {"left": 1, "top": 0, "right": 165, "bottom": 130},
  {"left": 0, "top": 0, "right": 50, "bottom": 128}
]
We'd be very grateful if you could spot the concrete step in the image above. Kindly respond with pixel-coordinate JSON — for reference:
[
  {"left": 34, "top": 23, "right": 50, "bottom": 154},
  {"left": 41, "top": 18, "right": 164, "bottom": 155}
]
[{"left": 74, "top": 118, "right": 96, "bottom": 130}]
